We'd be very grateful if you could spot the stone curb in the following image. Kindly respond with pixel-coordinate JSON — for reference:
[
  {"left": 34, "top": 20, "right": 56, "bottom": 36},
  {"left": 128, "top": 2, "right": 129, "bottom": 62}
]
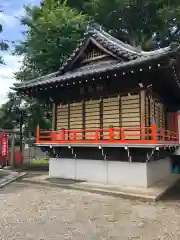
[
  {"left": 0, "top": 172, "right": 28, "bottom": 189},
  {"left": 21, "top": 179, "right": 157, "bottom": 202}
]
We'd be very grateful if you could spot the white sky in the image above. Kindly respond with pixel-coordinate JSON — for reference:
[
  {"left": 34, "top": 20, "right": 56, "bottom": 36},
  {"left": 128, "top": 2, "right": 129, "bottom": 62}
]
[
  {"left": 0, "top": 54, "right": 22, "bottom": 105},
  {"left": 0, "top": 0, "right": 39, "bottom": 106}
]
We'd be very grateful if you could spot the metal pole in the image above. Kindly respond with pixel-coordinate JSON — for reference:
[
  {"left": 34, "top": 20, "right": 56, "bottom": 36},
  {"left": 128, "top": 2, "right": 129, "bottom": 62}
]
[
  {"left": 10, "top": 134, "right": 15, "bottom": 167},
  {"left": 20, "top": 112, "right": 23, "bottom": 153},
  {"left": 28, "top": 131, "right": 32, "bottom": 164}
]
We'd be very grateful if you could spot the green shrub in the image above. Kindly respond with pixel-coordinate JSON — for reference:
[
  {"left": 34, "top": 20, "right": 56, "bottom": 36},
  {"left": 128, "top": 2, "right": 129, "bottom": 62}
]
[
  {"left": 15, "top": 163, "right": 49, "bottom": 171},
  {"left": 31, "top": 158, "right": 49, "bottom": 165}
]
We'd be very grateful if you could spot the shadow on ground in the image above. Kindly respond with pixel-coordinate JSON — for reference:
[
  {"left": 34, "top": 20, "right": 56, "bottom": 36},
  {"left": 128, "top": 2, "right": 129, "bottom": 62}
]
[
  {"left": 22, "top": 171, "right": 48, "bottom": 178},
  {"left": 161, "top": 180, "right": 180, "bottom": 201},
  {"left": 5, "top": 170, "right": 180, "bottom": 202},
  {"left": 23, "top": 171, "right": 86, "bottom": 185},
  {"left": 48, "top": 178, "right": 85, "bottom": 185}
]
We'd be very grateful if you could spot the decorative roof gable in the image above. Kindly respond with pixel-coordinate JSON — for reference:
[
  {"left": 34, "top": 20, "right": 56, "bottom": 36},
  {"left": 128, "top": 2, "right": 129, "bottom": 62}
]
[
  {"left": 14, "top": 25, "right": 179, "bottom": 91},
  {"left": 66, "top": 38, "right": 120, "bottom": 71},
  {"left": 59, "top": 26, "right": 171, "bottom": 74}
]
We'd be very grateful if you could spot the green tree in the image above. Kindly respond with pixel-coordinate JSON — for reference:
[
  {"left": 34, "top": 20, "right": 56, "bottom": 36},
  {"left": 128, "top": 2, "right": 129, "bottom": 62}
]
[
  {"left": 0, "top": 0, "right": 89, "bottom": 132},
  {"left": 3, "top": 0, "right": 180, "bottom": 134},
  {"left": 66, "top": 0, "right": 180, "bottom": 49},
  {"left": 15, "top": 0, "right": 89, "bottom": 79},
  {"left": 0, "top": 8, "right": 9, "bottom": 64},
  {"left": 0, "top": 92, "right": 20, "bottom": 129},
  {"left": 0, "top": 92, "right": 51, "bottom": 135}
]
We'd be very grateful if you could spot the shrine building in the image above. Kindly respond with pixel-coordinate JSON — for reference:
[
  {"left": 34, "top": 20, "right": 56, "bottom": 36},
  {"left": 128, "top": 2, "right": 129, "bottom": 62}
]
[{"left": 14, "top": 26, "right": 180, "bottom": 188}]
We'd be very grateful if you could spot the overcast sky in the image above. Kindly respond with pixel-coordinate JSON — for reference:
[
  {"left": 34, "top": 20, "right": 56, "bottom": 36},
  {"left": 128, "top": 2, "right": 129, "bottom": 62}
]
[{"left": 0, "top": 0, "right": 39, "bottom": 105}]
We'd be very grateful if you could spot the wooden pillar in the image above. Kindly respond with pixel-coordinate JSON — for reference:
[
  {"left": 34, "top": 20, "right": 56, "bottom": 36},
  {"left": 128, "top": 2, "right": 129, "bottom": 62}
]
[
  {"left": 68, "top": 103, "right": 70, "bottom": 140},
  {"left": 140, "top": 90, "right": 146, "bottom": 139},
  {"left": 100, "top": 98, "right": 103, "bottom": 140},
  {"left": 82, "top": 100, "right": 85, "bottom": 140},
  {"left": 119, "top": 95, "right": 121, "bottom": 128},
  {"left": 52, "top": 103, "right": 56, "bottom": 130}
]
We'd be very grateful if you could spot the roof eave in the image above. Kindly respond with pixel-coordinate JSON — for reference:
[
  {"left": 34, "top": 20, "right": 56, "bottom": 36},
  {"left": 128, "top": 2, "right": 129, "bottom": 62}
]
[{"left": 15, "top": 51, "right": 175, "bottom": 91}]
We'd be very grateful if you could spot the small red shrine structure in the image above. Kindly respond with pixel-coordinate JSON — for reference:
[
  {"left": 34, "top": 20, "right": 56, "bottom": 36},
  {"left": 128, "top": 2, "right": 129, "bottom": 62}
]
[{"left": 14, "top": 26, "right": 180, "bottom": 188}]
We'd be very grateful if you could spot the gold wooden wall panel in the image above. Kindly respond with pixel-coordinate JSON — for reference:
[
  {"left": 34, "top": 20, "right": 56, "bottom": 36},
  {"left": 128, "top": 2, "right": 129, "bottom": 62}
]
[
  {"left": 150, "top": 97, "right": 155, "bottom": 125},
  {"left": 145, "top": 96, "right": 149, "bottom": 127},
  {"left": 56, "top": 104, "right": 69, "bottom": 130},
  {"left": 121, "top": 93, "right": 140, "bottom": 139},
  {"left": 122, "top": 112, "right": 140, "bottom": 118},
  {"left": 149, "top": 97, "right": 165, "bottom": 130},
  {"left": 123, "top": 130, "right": 141, "bottom": 140},
  {"left": 56, "top": 104, "right": 69, "bottom": 140},
  {"left": 144, "top": 95, "right": 151, "bottom": 139},
  {"left": 103, "top": 97, "right": 119, "bottom": 127},
  {"left": 103, "top": 97, "right": 119, "bottom": 139},
  {"left": 159, "top": 104, "right": 165, "bottom": 128},
  {"left": 154, "top": 100, "right": 165, "bottom": 129},
  {"left": 55, "top": 91, "right": 153, "bottom": 141},
  {"left": 69, "top": 102, "right": 83, "bottom": 140},
  {"left": 121, "top": 108, "right": 140, "bottom": 113},
  {"left": 121, "top": 103, "right": 140, "bottom": 110},
  {"left": 146, "top": 93, "right": 166, "bottom": 133},
  {"left": 155, "top": 101, "right": 160, "bottom": 128},
  {"left": 69, "top": 103, "right": 83, "bottom": 129},
  {"left": 85, "top": 100, "right": 100, "bottom": 139},
  {"left": 121, "top": 95, "right": 139, "bottom": 101}
]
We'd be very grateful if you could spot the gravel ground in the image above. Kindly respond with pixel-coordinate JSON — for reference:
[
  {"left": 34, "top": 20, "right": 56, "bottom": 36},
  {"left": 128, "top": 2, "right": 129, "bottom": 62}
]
[{"left": 0, "top": 181, "right": 180, "bottom": 240}]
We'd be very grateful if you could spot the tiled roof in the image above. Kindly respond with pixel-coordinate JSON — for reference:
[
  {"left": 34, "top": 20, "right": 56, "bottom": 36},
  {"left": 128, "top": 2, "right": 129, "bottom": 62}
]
[
  {"left": 14, "top": 26, "right": 177, "bottom": 90},
  {"left": 59, "top": 26, "right": 171, "bottom": 73},
  {"left": 15, "top": 53, "right": 172, "bottom": 90}
]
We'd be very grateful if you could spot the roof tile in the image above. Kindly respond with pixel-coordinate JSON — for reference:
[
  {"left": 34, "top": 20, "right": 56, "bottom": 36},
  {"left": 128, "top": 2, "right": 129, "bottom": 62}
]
[{"left": 14, "top": 26, "right": 174, "bottom": 91}]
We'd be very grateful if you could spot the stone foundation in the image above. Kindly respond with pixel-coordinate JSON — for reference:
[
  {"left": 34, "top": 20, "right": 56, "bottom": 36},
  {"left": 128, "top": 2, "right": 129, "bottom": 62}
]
[{"left": 49, "top": 157, "right": 171, "bottom": 188}]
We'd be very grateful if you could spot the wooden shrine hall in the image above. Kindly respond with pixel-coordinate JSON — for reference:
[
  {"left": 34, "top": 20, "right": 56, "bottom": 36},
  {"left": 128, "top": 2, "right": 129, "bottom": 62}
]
[{"left": 14, "top": 26, "right": 180, "bottom": 188}]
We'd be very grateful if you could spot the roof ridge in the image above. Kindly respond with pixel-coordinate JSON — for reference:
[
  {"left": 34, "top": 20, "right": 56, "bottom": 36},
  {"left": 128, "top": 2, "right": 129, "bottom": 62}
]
[
  {"left": 59, "top": 26, "right": 140, "bottom": 73},
  {"left": 95, "top": 28, "right": 171, "bottom": 56},
  {"left": 58, "top": 25, "right": 173, "bottom": 74},
  {"left": 92, "top": 28, "right": 142, "bottom": 55}
]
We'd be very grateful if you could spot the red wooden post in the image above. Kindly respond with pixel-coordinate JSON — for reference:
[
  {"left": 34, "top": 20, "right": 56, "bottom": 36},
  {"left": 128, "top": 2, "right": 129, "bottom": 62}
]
[
  {"left": 95, "top": 130, "right": 99, "bottom": 141},
  {"left": 121, "top": 128, "right": 125, "bottom": 140},
  {"left": 173, "top": 112, "right": 178, "bottom": 142},
  {"left": 61, "top": 129, "right": 65, "bottom": 141},
  {"left": 36, "top": 125, "right": 40, "bottom": 144},
  {"left": 109, "top": 128, "right": 114, "bottom": 140},
  {"left": 73, "top": 132, "right": 77, "bottom": 141},
  {"left": 151, "top": 124, "right": 157, "bottom": 143},
  {"left": 51, "top": 131, "right": 57, "bottom": 143}
]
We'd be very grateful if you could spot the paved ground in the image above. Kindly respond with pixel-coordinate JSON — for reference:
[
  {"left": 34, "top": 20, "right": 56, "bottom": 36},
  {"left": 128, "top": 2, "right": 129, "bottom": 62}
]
[{"left": 1, "top": 181, "right": 180, "bottom": 240}]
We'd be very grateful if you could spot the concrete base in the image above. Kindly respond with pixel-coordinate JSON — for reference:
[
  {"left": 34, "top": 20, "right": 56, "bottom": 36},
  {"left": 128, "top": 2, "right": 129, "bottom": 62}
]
[
  {"left": 49, "top": 157, "right": 172, "bottom": 188},
  {"left": 22, "top": 171, "right": 180, "bottom": 201}
]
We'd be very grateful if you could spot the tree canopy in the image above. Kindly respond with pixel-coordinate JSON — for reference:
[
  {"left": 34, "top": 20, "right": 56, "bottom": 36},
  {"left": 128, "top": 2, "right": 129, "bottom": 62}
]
[
  {"left": 0, "top": 8, "right": 9, "bottom": 64},
  {"left": 1, "top": 0, "right": 180, "bottom": 132},
  {"left": 66, "top": 0, "right": 180, "bottom": 48},
  {"left": 0, "top": 0, "right": 89, "bottom": 133},
  {"left": 15, "top": 0, "right": 89, "bottom": 82}
]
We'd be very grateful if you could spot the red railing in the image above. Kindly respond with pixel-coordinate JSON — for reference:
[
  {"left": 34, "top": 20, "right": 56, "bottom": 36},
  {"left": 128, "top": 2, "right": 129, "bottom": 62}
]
[{"left": 36, "top": 124, "right": 178, "bottom": 145}]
